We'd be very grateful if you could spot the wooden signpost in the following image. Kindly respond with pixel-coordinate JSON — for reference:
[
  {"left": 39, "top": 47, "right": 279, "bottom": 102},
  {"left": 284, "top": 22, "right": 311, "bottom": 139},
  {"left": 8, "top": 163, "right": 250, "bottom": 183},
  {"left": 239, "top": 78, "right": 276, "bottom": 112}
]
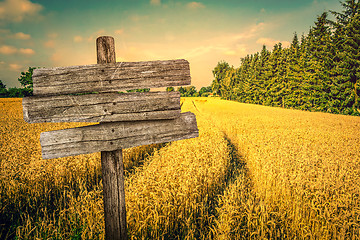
[{"left": 22, "top": 36, "right": 198, "bottom": 240}]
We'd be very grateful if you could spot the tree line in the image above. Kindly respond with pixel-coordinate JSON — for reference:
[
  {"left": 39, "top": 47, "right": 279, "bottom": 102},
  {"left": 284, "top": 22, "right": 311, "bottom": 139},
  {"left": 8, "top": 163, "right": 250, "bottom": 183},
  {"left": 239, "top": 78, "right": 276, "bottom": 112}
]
[
  {"left": 211, "top": 0, "right": 360, "bottom": 116},
  {"left": 0, "top": 66, "right": 211, "bottom": 98},
  {"left": 124, "top": 86, "right": 212, "bottom": 97},
  {"left": 0, "top": 41, "right": 208, "bottom": 99},
  {"left": 166, "top": 86, "right": 212, "bottom": 97},
  {"left": 0, "top": 67, "right": 35, "bottom": 98}
]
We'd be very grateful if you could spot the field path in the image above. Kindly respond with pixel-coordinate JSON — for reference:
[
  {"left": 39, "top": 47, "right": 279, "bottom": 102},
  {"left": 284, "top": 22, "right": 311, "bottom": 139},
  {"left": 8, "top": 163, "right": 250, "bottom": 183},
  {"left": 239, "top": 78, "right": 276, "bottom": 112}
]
[
  {"left": 1, "top": 97, "right": 360, "bottom": 239},
  {"left": 187, "top": 97, "right": 360, "bottom": 239}
]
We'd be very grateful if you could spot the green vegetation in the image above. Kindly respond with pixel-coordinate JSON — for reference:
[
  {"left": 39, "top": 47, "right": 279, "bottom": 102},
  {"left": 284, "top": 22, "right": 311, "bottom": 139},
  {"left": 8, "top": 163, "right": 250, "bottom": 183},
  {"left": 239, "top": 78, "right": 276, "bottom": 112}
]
[
  {"left": 0, "top": 80, "right": 7, "bottom": 97},
  {"left": 0, "top": 68, "right": 210, "bottom": 98},
  {"left": 176, "top": 85, "right": 212, "bottom": 97},
  {"left": 126, "top": 88, "right": 150, "bottom": 93},
  {"left": 0, "top": 67, "right": 35, "bottom": 98},
  {"left": 211, "top": 0, "right": 360, "bottom": 116}
]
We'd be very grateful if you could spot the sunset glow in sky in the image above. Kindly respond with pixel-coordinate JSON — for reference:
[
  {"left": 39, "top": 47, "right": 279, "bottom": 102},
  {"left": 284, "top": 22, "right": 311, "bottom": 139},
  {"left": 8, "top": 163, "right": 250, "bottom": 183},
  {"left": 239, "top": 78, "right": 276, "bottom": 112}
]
[{"left": 0, "top": 0, "right": 342, "bottom": 89}]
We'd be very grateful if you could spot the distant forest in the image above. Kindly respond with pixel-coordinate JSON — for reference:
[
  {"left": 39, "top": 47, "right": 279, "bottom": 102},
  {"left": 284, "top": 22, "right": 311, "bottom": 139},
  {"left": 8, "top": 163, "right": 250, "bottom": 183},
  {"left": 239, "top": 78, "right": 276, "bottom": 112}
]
[
  {"left": 2, "top": 1, "right": 359, "bottom": 116},
  {"left": 210, "top": 0, "right": 360, "bottom": 116},
  {"left": 0, "top": 67, "right": 34, "bottom": 98}
]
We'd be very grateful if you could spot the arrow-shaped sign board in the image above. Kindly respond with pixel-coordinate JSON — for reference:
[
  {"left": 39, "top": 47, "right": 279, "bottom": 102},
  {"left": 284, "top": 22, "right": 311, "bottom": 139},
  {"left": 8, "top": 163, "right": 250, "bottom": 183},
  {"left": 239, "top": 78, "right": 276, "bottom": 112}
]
[
  {"left": 23, "top": 91, "right": 181, "bottom": 123},
  {"left": 23, "top": 58, "right": 198, "bottom": 159},
  {"left": 32, "top": 59, "right": 190, "bottom": 96},
  {"left": 40, "top": 112, "right": 197, "bottom": 159},
  {"left": 22, "top": 36, "right": 198, "bottom": 240}
]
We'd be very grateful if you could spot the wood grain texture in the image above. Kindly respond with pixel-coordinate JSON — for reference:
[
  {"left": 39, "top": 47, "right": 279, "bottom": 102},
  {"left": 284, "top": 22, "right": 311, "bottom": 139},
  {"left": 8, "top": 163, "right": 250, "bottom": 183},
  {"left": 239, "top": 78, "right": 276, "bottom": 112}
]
[
  {"left": 23, "top": 91, "right": 180, "bottom": 123},
  {"left": 101, "top": 149, "right": 127, "bottom": 240},
  {"left": 97, "top": 36, "right": 128, "bottom": 240},
  {"left": 32, "top": 59, "right": 191, "bottom": 96},
  {"left": 40, "top": 112, "right": 198, "bottom": 159},
  {"left": 97, "top": 36, "right": 116, "bottom": 64}
]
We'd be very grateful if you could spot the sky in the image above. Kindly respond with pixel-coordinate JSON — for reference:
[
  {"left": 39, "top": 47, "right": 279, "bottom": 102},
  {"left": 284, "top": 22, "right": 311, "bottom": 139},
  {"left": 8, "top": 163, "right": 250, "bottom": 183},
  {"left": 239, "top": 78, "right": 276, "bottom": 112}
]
[{"left": 0, "top": 0, "right": 343, "bottom": 90}]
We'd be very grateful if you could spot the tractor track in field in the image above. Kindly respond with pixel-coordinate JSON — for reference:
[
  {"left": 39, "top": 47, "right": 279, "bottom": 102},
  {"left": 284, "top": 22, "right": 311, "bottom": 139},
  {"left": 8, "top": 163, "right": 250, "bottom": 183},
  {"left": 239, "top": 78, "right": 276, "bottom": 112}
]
[
  {"left": 190, "top": 99, "right": 258, "bottom": 238},
  {"left": 191, "top": 99, "right": 248, "bottom": 183}
]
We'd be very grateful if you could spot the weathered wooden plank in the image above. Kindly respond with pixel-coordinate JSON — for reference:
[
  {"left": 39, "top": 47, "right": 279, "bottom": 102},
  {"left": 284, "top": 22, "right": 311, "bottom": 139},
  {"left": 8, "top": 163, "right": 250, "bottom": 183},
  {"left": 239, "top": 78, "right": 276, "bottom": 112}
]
[
  {"left": 23, "top": 91, "right": 180, "bottom": 123},
  {"left": 40, "top": 112, "right": 198, "bottom": 159},
  {"left": 32, "top": 59, "right": 191, "bottom": 96}
]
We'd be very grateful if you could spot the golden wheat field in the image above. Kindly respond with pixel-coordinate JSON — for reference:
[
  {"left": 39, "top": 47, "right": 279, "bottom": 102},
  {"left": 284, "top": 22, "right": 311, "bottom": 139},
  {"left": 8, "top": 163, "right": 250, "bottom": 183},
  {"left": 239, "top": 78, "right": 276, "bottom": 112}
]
[{"left": 0, "top": 97, "right": 360, "bottom": 239}]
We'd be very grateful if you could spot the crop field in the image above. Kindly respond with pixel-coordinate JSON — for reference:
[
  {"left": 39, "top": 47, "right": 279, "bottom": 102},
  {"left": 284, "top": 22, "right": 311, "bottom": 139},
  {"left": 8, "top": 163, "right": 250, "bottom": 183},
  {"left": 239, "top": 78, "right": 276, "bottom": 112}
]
[{"left": 1, "top": 97, "right": 360, "bottom": 239}]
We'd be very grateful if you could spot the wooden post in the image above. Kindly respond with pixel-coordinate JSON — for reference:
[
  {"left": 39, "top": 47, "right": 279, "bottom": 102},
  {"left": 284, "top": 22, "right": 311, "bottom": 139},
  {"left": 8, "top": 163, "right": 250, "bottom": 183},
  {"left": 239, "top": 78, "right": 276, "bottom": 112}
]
[
  {"left": 97, "top": 36, "right": 116, "bottom": 64},
  {"left": 24, "top": 35, "right": 198, "bottom": 239},
  {"left": 97, "top": 36, "right": 128, "bottom": 240}
]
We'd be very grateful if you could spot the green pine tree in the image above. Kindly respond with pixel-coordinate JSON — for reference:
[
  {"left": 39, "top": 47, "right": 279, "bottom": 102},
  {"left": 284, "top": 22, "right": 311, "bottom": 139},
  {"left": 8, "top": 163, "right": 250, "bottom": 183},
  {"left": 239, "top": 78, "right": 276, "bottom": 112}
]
[{"left": 330, "top": 0, "right": 360, "bottom": 115}]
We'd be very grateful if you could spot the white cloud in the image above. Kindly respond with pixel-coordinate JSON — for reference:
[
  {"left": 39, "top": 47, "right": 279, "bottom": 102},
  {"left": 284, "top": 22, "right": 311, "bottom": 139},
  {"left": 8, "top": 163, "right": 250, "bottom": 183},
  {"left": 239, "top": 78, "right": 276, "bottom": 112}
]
[
  {"left": 202, "top": 22, "right": 265, "bottom": 48},
  {"left": 87, "top": 36, "right": 94, "bottom": 42},
  {"left": 180, "top": 46, "right": 215, "bottom": 59},
  {"left": 150, "top": 0, "right": 161, "bottom": 6},
  {"left": 19, "top": 48, "right": 35, "bottom": 55},
  {"left": 9, "top": 63, "right": 22, "bottom": 71},
  {"left": 249, "top": 22, "right": 265, "bottom": 35},
  {"left": 51, "top": 52, "right": 62, "bottom": 63},
  {"left": 208, "top": 22, "right": 265, "bottom": 44},
  {"left": 0, "top": 0, "right": 43, "bottom": 22},
  {"left": 166, "top": 23, "right": 265, "bottom": 60},
  {"left": 96, "top": 29, "right": 105, "bottom": 35},
  {"left": 179, "top": 43, "right": 246, "bottom": 59},
  {"left": 0, "top": 45, "right": 35, "bottom": 55},
  {"left": 44, "top": 40, "right": 55, "bottom": 48},
  {"left": 187, "top": 2, "right": 205, "bottom": 9},
  {"left": 12, "top": 32, "right": 31, "bottom": 40},
  {"left": 85, "top": 29, "right": 106, "bottom": 42},
  {"left": 72, "top": 30, "right": 109, "bottom": 45},
  {"left": 256, "top": 37, "right": 274, "bottom": 46},
  {"left": 256, "top": 37, "right": 290, "bottom": 48},
  {"left": 223, "top": 44, "right": 247, "bottom": 56},
  {"left": 115, "top": 29, "right": 124, "bottom": 35},
  {"left": 0, "top": 45, "right": 17, "bottom": 54},
  {"left": 74, "top": 36, "right": 83, "bottom": 43}
]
